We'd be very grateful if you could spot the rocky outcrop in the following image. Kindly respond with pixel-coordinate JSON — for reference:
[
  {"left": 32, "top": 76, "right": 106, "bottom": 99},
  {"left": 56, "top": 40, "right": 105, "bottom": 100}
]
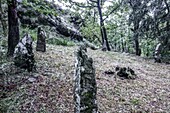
[
  {"left": 14, "top": 34, "right": 35, "bottom": 71},
  {"left": 74, "top": 45, "right": 98, "bottom": 113},
  {"left": 17, "top": 0, "right": 84, "bottom": 41}
]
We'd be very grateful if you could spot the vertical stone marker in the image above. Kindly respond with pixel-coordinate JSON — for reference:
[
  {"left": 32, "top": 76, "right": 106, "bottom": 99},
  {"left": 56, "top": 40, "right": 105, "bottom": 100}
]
[
  {"left": 36, "top": 27, "right": 46, "bottom": 52},
  {"left": 14, "top": 34, "right": 35, "bottom": 71},
  {"left": 74, "top": 45, "right": 98, "bottom": 113}
]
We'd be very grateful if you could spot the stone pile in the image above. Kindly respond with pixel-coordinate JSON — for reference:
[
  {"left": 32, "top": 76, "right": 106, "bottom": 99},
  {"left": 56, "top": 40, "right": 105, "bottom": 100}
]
[{"left": 115, "top": 66, "right": 137, "bottom": 79}]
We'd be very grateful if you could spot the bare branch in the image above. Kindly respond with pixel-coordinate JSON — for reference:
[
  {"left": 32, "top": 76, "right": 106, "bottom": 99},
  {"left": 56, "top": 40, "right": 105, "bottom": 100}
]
[
  {"left": 102, "top": 1, "right": 122, "bottom": 22},
  {"left": 89, "top": 0, "right": 97, "bottom": 3},
  {"left": 69, "top": 0, "right": 97, "bottom": 8}
]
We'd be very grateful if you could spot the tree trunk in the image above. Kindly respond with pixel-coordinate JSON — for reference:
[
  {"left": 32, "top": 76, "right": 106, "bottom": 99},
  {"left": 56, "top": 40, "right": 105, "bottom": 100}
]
[
  {"left": 0, "top": 0, "right": 7, "bottom": 37},
  {"left": 7, "top": 0, "right": 19, "bottom": 57},
  {"left": 133, "top": 20, "right": 141, "bottom": 56},
  {"left": 135, "top": 36, "right": 140, "bottom": 56},
  {"left": 97, "top": 0, "right": 110, "bottom": 51}
]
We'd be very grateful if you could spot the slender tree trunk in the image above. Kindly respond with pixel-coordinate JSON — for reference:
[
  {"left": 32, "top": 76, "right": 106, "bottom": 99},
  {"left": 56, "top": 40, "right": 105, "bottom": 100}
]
[
  {"left": 7, "top": 0, "right": 19, "bottom": 57},
  {"left": 121, "top": 33, "right": 125, "bottom": 52},
  {"left": 97, "top": 0, "right": 110, "bottom": 51},
  {"left": 0, "top": 0, "right": 7, "bottom": 37},
  {"left": 133, "top": 21, "right": 140, "bottom": 56},
  {"left": 135, "top": 36, "right": 140, "bottom": 55}
]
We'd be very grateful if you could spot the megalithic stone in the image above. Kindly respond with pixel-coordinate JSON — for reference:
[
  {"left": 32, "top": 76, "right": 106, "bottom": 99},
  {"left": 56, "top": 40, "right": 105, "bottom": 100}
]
[
  {"left": 14, "top": 34, "right": 35, "bottom": 72},
  {"left": 36, "top": 27, "right": 46, "bottom": 52},
  {"left": 154, "top": 43, "right": 162, "bottom": 63},
  {"left": 74, "top": 45, "right": 98, "bottom": 113}
]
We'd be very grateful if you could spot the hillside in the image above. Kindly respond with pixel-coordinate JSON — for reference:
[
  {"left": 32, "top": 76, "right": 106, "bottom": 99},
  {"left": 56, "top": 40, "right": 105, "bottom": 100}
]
[{"left": 0, "top": 44, "right": 170, "bottom": 113}]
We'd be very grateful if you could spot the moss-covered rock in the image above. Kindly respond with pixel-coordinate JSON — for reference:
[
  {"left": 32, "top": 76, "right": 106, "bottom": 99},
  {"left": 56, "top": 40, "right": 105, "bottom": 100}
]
[{"left": 74, "top": 46, "right": 98, "bottom": 113}]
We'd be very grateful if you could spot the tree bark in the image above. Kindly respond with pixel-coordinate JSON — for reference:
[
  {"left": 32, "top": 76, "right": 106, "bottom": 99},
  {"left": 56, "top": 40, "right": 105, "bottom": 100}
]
[
  {"left": 133, "top": 20, "right": 140, "bottom": 56},
  {"left": 97, "top": 0, "right": 110, "bottom": 51},
  {"left": 135, "top": 36, "right": 140, "bottom": 56},
  {"left": 7, "top": 0, "right": 19, "bottom": 57}
]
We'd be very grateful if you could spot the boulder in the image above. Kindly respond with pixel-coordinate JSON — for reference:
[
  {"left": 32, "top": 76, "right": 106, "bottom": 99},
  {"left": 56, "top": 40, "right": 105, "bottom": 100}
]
[
  {"left": 13, "top": 34, "right": 35, "bottom": 71},
  {"left": 36, "top": 27, "right": 46, "bottom": 52},
  {"left": 115, "top": 66, "right": 137, "bottom": 79},
  {"left": 74, "top": 45, "right": 98, "bottom": 113}
]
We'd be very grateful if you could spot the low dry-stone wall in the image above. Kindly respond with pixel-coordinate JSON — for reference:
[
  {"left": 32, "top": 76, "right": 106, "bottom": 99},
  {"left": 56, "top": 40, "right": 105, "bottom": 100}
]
[{"left": 74, "top": 45, "right": 98, "bottom": 113}]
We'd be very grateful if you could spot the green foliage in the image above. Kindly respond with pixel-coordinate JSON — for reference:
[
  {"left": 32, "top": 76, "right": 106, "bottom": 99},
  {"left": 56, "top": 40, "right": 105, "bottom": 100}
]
[
  {"left": 20, "top": 26, "right": 37, "bottom": 41},
  {"left": 140, "top": 39, "right": 156, "bottom": 57},
  {"left": 47, "top": 38, "right": 75, "bottom": 46},
  {"left": 80, "top": 22, "right": 101, "bottom": 45},
  {"left": 21, "top": 0, "right": 57, "bottom": 16}
]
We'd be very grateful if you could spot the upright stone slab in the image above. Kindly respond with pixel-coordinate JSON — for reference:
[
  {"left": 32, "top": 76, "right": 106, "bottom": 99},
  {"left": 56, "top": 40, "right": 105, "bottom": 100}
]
[
  {"left": 74, "top": 45, "right": 98, "bottom": 113},
  {"left": 154, "top": 43, "right": 162, "bottom": 63},
  {"left": 14, "top": 34, "right": 35, "bottom": 71},
  {"left": 36, "top": 27, "right": 46, "bottom": 52}
]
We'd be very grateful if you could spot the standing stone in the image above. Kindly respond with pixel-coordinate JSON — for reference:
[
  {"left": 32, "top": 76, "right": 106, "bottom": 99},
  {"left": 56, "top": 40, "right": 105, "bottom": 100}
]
[
  {"left": 74, "top": 45, "right": 98, "bottom": 113},
  {"left": 154, "top": 43, "right": 162, "bottom": 63},
  {"left": 36, "top": 27, "right": 46, "bottom": 52},
  {"left": 13, "top": 34, "right": 35, "bottom": 72}
]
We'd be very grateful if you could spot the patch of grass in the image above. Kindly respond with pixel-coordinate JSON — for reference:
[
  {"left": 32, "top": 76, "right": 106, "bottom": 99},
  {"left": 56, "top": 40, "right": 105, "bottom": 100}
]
[
  {"left": 47, "top": 38, "right": 75, "bottom": 46},
  {"left": 130, "top": 98, "right": 140, "bottom": 105}
]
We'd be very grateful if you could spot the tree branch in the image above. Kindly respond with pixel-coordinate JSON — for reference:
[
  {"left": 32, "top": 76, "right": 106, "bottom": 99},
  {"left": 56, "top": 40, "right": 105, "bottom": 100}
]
[
  {"left": 89, "top": 0, "right": 98, "bottom": 3},
  {"left": 69, "top": 0, "right": 97, "bottom": 8},
  {"left": 102, "top": 1, "right": 122, "bottom": 22}
]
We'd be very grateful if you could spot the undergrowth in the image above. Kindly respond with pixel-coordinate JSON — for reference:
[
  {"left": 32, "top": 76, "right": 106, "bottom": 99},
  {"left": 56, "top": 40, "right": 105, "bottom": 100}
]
[{"left": 47, "top": 38, "right": 75, "bottom": 46}]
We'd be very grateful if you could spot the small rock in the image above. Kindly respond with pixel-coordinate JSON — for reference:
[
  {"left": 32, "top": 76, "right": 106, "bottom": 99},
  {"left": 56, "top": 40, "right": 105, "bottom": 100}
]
[{"left": 28, "top": 77, "right": 36, "bottom": 82}]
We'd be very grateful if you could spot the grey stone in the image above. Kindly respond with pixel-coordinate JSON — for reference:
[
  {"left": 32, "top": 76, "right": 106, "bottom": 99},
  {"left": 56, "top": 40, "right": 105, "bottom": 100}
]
[
  {"left": 154, "top": 43, "right": 162, "bottom": 63},
  {"left": 74, "top": 45, "right": 98, "bottom": 113},
  {"left": 28, "top": 77, "right": 36, "bottom": 83},
  {"left": 13, "top": 34, "right": 35, "bottom": 72},
  {"left": 36, "top": 27, "right": 46, "bottom": 52}
]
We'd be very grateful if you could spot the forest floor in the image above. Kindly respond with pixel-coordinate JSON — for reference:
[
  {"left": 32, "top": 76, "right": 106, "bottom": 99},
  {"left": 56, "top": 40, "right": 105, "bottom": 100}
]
[{"left": 0, "top": 44, "right": 170, "bottom": 113}]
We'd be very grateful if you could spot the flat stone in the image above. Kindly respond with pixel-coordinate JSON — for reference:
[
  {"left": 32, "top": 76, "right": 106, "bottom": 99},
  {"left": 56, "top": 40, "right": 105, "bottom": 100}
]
[{"left": 28, "top": 77, "right": 36, "bottom": 82}]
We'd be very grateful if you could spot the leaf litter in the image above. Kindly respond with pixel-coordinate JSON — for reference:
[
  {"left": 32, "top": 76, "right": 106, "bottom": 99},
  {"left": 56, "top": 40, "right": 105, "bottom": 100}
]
[{"left": 0, "top": 44, "right": 170, "bottom": 113}]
